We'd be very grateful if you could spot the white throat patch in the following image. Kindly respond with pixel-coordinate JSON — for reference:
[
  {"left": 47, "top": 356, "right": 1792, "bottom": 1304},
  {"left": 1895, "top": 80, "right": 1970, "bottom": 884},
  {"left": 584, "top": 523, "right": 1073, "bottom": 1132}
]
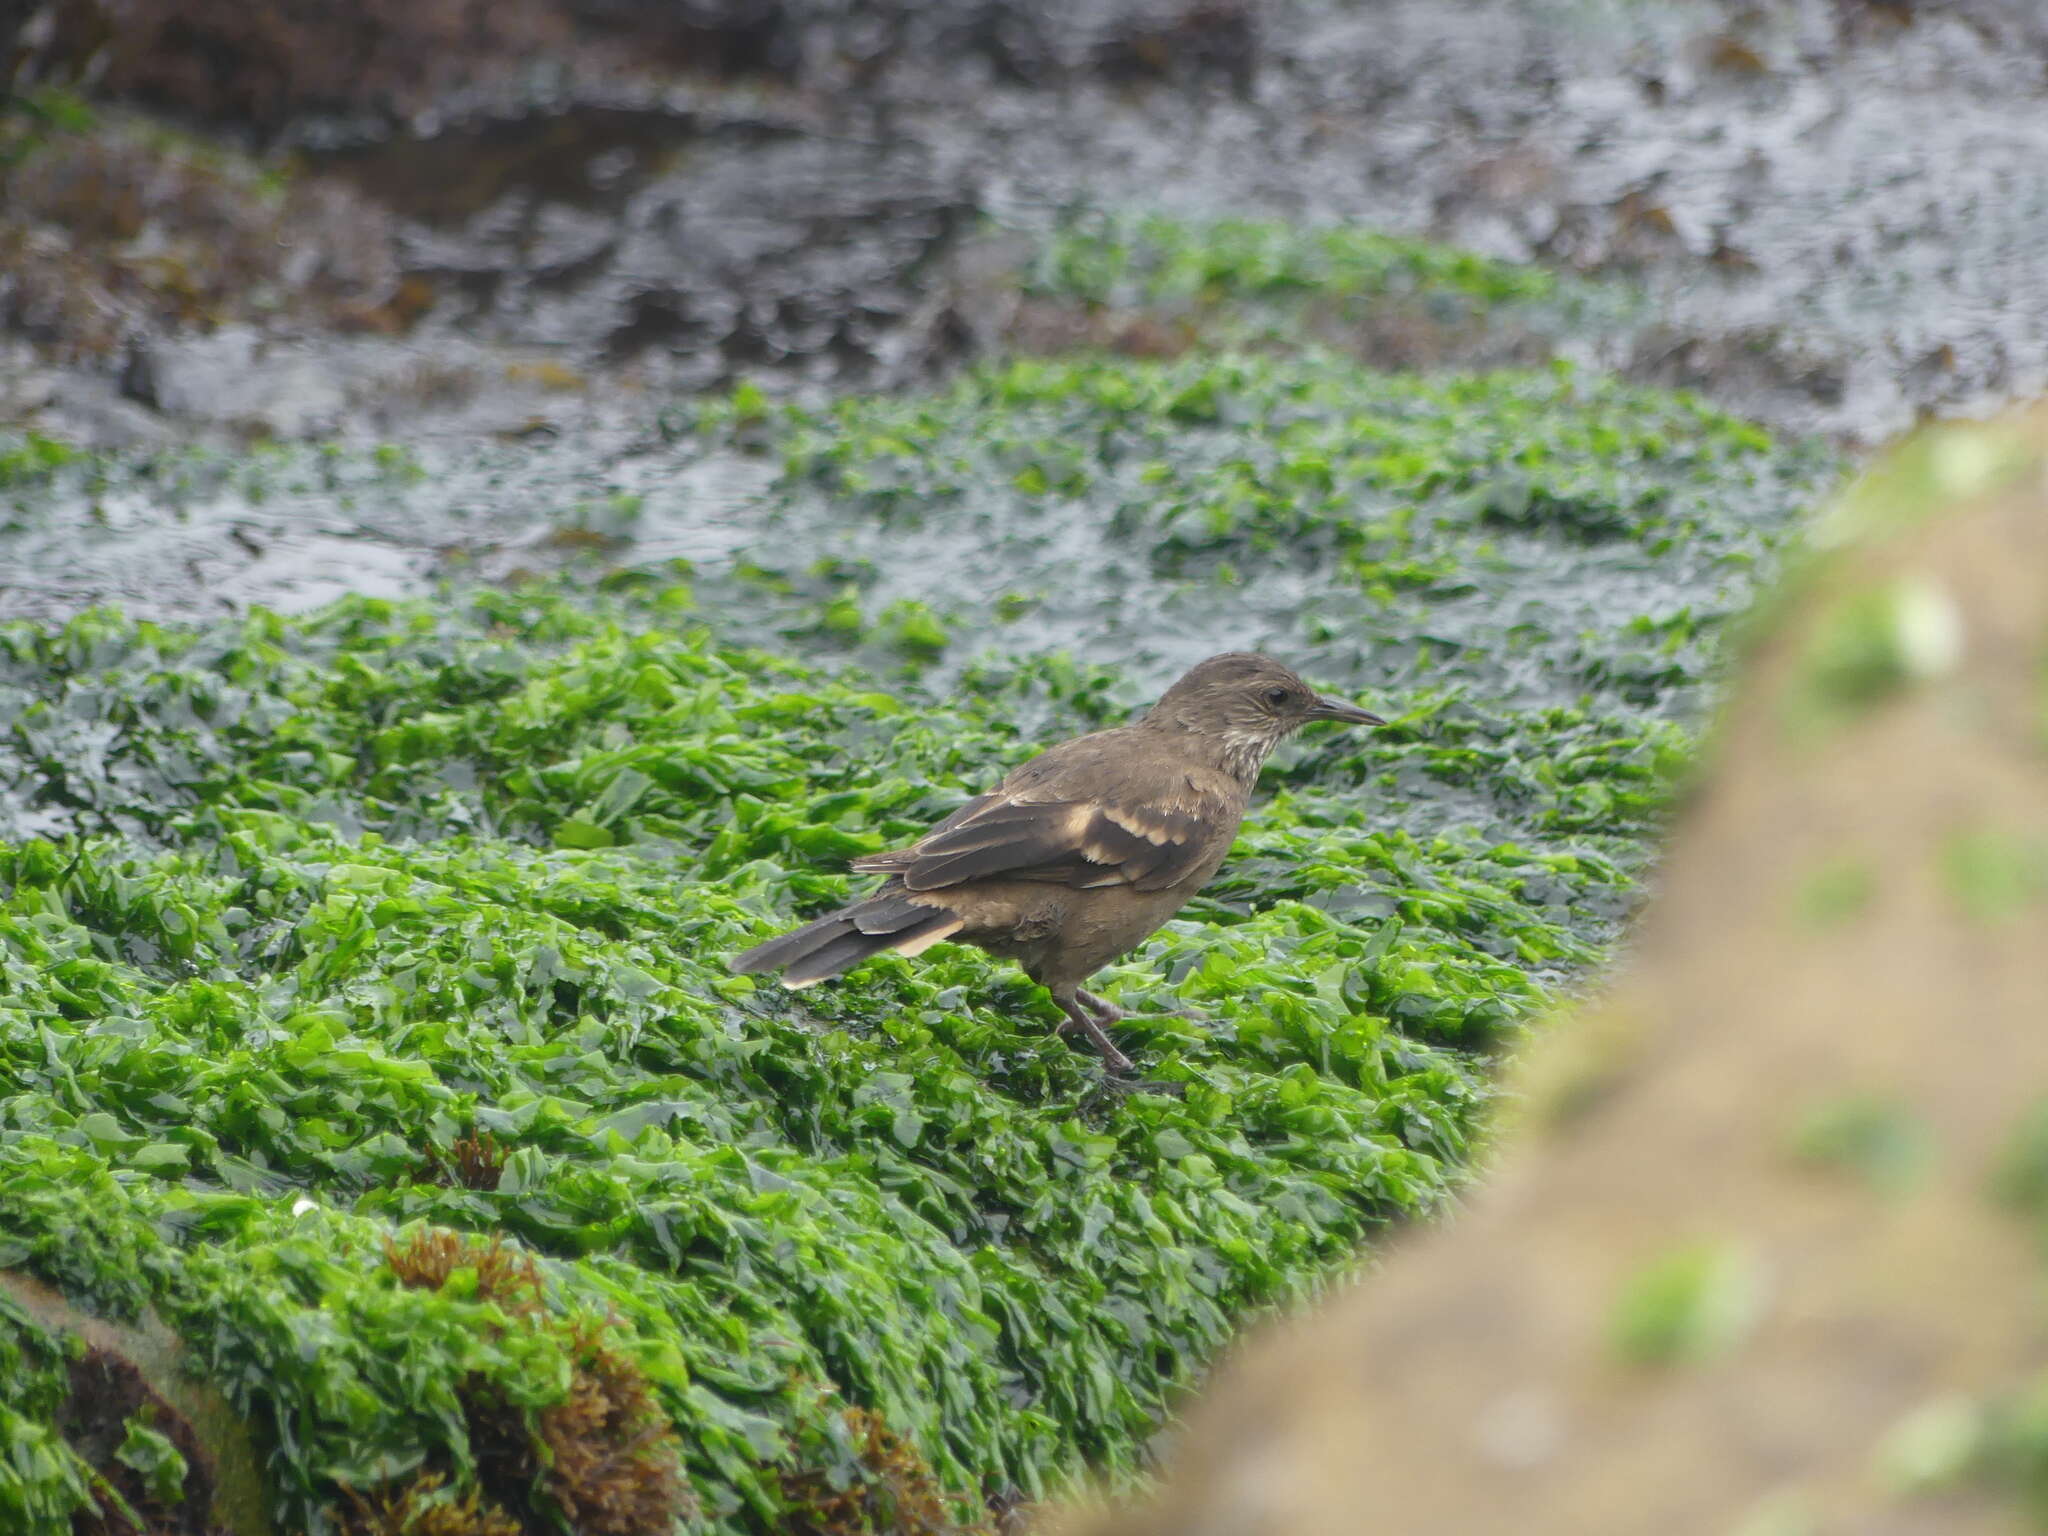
[{"left": 1219, "top": 728, "right": 1278, "bottom": 783}]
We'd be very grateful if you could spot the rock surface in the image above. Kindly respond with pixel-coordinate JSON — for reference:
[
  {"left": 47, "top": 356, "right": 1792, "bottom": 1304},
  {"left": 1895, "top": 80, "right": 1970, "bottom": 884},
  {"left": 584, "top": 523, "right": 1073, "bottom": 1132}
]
[{"left": 1, "top": 1269, "right": 273, "bottom": 1536}]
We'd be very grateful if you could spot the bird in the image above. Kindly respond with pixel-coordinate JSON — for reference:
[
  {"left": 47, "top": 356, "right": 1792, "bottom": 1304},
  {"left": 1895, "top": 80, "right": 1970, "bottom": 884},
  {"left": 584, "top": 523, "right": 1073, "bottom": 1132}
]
[{"left": 728, "top": 653, "right": 1386, "bottom": 1073}]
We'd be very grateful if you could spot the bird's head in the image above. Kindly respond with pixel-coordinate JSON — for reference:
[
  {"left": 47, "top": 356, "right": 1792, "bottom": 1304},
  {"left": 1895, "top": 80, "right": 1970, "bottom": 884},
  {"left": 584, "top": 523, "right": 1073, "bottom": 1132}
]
[{"left": 1141, "top": 652, "right": 1385, "bottom": 780}]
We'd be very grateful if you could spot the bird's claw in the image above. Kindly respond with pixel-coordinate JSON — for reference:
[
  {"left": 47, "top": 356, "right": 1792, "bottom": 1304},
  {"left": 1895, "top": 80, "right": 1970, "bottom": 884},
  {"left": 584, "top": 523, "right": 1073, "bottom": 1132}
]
[{"left": 1096, "top": 1071, "right": 1186, "bottom": 1097}]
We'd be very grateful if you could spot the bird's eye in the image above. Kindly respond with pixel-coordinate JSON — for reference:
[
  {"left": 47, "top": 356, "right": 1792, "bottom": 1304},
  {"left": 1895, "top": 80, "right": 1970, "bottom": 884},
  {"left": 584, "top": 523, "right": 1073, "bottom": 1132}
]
[{"left": 1264, "top": 686, "right": 1291, "bottom": 707}]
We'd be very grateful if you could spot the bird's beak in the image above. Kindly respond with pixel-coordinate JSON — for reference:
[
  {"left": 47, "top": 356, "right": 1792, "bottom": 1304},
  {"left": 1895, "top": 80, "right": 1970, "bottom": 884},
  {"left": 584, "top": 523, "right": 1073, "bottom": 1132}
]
[{"left": 1306, "top": 695, "right": 1387, "bottom": 727}]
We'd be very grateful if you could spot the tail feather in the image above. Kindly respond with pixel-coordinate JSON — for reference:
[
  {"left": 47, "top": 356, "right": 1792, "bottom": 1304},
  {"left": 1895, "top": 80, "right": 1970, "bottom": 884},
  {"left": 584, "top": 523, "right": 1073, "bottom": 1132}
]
[
  {"left": 729, "top": 890, "right": 964, "bottom": 988},
  {"left": 728, "top": 909, "right": 856, "bottom": 975},
  {"left": 778, "top": 931, "right": 880, "bottom": 988}
]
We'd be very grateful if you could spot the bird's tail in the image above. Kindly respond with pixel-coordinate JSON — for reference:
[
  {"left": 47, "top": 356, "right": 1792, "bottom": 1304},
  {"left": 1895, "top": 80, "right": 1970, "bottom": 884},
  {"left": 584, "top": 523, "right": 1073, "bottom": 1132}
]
[{"left": 727, "top": 889, "right": 964, "bottom": 989}]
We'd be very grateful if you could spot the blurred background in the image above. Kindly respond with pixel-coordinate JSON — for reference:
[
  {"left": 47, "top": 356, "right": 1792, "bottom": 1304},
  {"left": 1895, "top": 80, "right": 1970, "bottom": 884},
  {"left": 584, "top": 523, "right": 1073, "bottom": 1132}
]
[{"left": 7, "top": 0, "right": 2046, "bottom": 453}]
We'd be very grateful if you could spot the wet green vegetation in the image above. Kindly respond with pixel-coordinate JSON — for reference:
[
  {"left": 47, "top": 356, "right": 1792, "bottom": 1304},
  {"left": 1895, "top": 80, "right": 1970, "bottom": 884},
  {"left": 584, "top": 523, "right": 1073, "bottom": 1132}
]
[
  {"left": 1018, "top": 214, "right": 1630, "bottom": 369},
  {"left": 0, "top": 224, "right": 1841, "bottom": 1531},
  {"left": 0, "top": 594, "right": 1566, "bottom": 1530},
  {"left": 1030, "top": 214, "right": 1563, "bottom": 315}
]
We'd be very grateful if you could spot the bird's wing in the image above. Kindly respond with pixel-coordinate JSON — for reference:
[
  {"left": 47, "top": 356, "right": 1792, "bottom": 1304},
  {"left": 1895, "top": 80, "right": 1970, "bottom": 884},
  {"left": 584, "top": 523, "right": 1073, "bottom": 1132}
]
[{"left": 850, "top": 732, "right": 1239, "bottom": 895}]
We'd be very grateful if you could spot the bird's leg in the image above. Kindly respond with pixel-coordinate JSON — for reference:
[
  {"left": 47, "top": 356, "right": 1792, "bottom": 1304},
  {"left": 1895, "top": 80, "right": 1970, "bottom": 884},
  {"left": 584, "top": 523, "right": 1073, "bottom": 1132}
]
[
  {"left": 1074, "top": 986, "right": 1208, "bottom": 1027},
  {"left": 1052, "top": 987, "right": 1136, "bottom": 1074},
  {"left": 1072, "top": 988, "right": 1121, "bottom": 1023}
]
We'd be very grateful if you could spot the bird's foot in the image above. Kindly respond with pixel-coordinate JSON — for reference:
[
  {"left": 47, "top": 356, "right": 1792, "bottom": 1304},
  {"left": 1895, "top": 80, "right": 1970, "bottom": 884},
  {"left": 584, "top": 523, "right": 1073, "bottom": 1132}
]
[
  {"left": 1052, "top": 993, "right": 1188, "bottom": 1093},
  {"left": 1094, "top": 1073, "right": 1188, "bottom": 1098}
]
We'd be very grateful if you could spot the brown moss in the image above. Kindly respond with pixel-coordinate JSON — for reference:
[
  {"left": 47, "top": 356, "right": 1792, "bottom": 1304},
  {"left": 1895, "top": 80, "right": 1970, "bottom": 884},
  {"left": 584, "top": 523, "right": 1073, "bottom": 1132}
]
[
  {"left": 0, "top": 110, "right": 399, "bottom": 362},
  {"left": 336, "top": 1471, "right": 523, "bottom": 1536},
  {"left": 384, "top": 1231, "right": 542, "bottom": 1313},
  {"left": 1004, "top": 300, "right": 1197, "bottom": 362},
  {"left": 375, "top": 1229, "right": 692, "bottom": 1536},
  {"left": 502, "top": 361, "right": 586, "bottom": 393},
  {"left": 536, "top": 1322, "right": 690, "bottom": 1536},
  {"left": 338, "top": 274, "right": 439, "bottom": 337},
  {"left": 412, "top": 1133, "right": 509, "bottom": 1194},
  {"left": 451, "top": 1133, "right": 509, "bottom": 1194},
  {"left": 381, "top": 1230, "right": 547, "bottom": 1510},
  {"left": 778, "top": 1407, "right": 990, "bottom": 1536}
]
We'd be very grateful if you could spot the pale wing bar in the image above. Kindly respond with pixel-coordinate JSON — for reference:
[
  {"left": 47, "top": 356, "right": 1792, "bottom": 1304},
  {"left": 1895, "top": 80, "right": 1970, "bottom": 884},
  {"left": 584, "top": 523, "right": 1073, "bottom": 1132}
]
[{"left": 852, "top": 795, "right": 1215, "bottom": 893}]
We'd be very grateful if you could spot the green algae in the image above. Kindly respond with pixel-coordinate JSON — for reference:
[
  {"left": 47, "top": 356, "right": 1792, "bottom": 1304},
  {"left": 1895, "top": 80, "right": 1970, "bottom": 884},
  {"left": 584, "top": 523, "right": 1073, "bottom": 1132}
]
[
  {"left": 0, "top": 433, "right": 80, "bottom": 486},
  {"left": 1018, "top": 214, "right": 1630, "bottom": 368},
  {"left": 1031, "top": 214, "right": 1562, "bottom": 312},
  {"left": 0, "top": 1292, "right": 95, "bottom": 1529},
  {"left": 1941, "top": 828, "right": 2048, "bottom": 926},
  {"left": 1607, "top": 1239, "right": 1768, "bottom": 1369},
  {"left": 1789, "top": 1096, "right": 1933, "bottom": 1197},
  {"left": 0, "top": 593, "right": 1595, "bottom": 1531},
  {"left": 1794, "top": 857, "right": 1876, "bottom": 930},
  {"left": 0, "top": 87, "right": 96, "bottom": 169}
]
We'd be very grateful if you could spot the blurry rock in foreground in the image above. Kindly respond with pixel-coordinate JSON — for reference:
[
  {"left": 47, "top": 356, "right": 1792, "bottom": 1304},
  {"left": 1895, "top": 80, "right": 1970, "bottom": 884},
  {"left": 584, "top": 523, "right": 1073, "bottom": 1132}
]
[{"left": 1052, "top": 401, "right": 2048, "bottom": 1536}]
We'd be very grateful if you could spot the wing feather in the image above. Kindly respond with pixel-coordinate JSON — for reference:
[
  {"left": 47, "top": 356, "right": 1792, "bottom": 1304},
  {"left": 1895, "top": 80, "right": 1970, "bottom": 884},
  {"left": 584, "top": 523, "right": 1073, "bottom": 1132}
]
[{"left": 849, "top": 782, "right": 1228, "bottom": 894}]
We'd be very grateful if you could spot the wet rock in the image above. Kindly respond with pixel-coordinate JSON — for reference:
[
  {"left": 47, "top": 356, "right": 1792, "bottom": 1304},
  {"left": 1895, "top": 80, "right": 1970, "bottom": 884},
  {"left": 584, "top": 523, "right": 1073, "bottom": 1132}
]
[
  {"left": 1051, "top": 400, "right": 2048, "bottom": 1535},
  {"left": 1092, "top": 0, "right": 1258, "bottom": 95},
  {"left": 0, "top": 341, "right": 58, "bottom": 417},
  {"left": 58, "top": 0, "right": 572, "bottom": 131},
  {"left": 14, "top": 0, "right": 2048, "bottom": 443},
  {"left": 123, "top": 327, "right": 348, "bottom": 439},
  {"left": 14, "top": 0, "right": 1259, "bottom": 133},
  {"left": 32, "top": 370, "right": 179, "bottom": 448},
  {"left": 311, "top": 106, "right": 988, "bottom": 395}
]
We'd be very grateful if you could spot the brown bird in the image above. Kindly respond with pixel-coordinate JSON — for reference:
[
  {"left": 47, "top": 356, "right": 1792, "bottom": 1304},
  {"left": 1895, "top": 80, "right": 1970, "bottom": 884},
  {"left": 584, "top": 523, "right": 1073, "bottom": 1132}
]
[{"left": 728, "top": 653, "right": 1386, "bottom": 1073}]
